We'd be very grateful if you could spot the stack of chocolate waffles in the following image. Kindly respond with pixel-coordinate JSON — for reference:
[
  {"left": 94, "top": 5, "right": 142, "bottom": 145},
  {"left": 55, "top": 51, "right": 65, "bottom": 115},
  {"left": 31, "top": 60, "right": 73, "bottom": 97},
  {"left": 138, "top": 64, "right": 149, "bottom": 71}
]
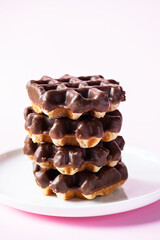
[{"left": 23, "top": 74, "right": 128, "bottom": 200}]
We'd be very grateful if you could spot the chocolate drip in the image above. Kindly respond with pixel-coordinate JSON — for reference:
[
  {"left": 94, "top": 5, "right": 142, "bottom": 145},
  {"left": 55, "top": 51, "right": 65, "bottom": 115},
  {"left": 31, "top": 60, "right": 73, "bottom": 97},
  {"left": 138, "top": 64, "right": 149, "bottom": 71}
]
[
  {"left": 24, "top": 107, "right": 122, "bottom": 139},
  {"left": 23, "top": 136, "right": 125, "bottom": 170}
]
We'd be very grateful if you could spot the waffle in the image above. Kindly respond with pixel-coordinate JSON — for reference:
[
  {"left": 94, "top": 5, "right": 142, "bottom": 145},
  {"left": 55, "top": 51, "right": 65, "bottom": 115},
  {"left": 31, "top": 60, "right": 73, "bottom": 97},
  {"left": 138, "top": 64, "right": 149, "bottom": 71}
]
[
  {"left": 33, "top": 161, "right": 128, "bottom": 200},
  {"left": 23, "top": 135, "right": 125, "bottom": 175},
  {"left": 27, "top": 75, "right": 125, "bottom": 119},
  {"left": 24, "top": 107, "right": 122, "bottom": 148}
]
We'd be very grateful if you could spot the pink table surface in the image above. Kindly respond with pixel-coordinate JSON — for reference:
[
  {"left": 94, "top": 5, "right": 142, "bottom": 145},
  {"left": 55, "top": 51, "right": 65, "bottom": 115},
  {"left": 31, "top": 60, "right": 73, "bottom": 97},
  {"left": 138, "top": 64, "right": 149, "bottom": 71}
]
[
  {"left": 0, "top": 201, "right": 160, "bottom": 240},
  {"left": 0, "top": 0, "right": 160, "bottom": 239}
]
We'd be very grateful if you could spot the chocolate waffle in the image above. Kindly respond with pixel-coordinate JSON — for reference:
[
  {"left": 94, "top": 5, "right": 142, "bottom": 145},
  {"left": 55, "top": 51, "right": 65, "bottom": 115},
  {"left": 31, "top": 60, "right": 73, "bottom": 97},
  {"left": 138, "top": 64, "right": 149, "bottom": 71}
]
[
  {"left": 33, "top": 161, "right": 128, "bottom": 200},
  {"left": 24, "top": 107, "right": 122, "bottom": 148},
  {"left": 23, "top": 135, "right": 125, "bottom": 175},
  {"left": 27, "top": 75, "right": 125, "bottom": 119}
]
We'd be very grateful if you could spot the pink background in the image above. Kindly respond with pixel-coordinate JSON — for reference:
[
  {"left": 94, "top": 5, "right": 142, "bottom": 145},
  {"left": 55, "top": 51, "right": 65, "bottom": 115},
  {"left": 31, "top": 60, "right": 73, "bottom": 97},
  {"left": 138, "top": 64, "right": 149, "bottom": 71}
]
[{"left": 0, "top": 0, "right": 160, "bottom": 239}]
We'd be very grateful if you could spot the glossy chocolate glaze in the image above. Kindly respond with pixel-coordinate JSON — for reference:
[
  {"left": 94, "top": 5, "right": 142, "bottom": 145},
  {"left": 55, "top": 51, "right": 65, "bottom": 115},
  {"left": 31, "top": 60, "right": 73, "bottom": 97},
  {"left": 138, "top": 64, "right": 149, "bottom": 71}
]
[
  {"left": 33, "top": 162, "right": 128, "bottom": 194},
  {"left": 26, "top": 75, "right": 125, "bottom": 113},
  {"left": 23, "top": 135, "right": 125, "bottom": 170},
  {"left": 24, "top": 107, "right": 122, "bottom": 139}
]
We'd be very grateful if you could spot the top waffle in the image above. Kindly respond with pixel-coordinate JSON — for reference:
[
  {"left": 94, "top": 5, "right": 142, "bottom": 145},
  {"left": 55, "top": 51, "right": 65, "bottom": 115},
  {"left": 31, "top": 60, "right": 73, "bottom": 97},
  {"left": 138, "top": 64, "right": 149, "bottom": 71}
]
[{"left": 27, "top": 74, "right": 125, "bottom": 120}]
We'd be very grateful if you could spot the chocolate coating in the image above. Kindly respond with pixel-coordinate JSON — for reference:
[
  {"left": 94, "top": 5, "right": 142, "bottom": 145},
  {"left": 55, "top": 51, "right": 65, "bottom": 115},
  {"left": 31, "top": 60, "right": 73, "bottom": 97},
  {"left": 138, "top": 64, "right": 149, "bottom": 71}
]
[
  {"left": 26, "top": 75, "right": 125, "bottom": 113},
  {"left": 33, "top": 162, "right": 128, "bottom": 194},
  {"left": 24, "top": 107, "right": 122, "bottom": 140},
  {"left": 24, "top": 135, "right": 125, "bottom": 170}
]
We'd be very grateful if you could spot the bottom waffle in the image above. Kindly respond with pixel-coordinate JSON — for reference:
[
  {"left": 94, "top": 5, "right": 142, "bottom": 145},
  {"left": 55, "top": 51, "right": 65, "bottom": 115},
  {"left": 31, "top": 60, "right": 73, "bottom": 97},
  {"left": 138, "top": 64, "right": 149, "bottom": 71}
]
[{"left": 33, "top": 161, "right": 128, "bottom": 200}]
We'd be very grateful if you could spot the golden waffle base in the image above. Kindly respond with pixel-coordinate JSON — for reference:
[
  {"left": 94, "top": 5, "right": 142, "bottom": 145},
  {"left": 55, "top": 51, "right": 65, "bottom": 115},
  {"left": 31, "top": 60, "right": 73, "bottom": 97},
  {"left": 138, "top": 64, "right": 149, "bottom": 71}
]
[
  {"left": 32, "top": 102, "right": 120, "bottom": 120},
  {"left": 41, "top": 180, "right": 126, "bottom": 200},
  {"left": 28, "top": 156, "right": 118, "bottom": 175},
  {"left": 27, "top": 129, "right": 118, "bottom": 148}
]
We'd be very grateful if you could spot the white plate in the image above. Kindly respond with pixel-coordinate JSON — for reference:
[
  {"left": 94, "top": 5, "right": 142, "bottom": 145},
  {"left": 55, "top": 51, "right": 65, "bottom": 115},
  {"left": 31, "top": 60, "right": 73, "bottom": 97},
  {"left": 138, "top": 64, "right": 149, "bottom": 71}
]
[{"left": 0, "top": 146, "right": 160, "bottom": 217}]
